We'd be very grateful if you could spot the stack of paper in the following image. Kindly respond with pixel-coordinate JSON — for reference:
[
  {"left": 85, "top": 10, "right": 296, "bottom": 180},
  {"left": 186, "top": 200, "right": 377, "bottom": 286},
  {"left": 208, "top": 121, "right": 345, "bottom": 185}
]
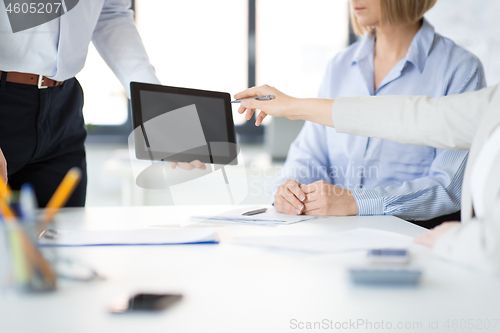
[
  {"left": 38, "top": 228, "right": 218, "bottom": 247},
  {"left": 236, "top": 228, "right": 412, "bottom": 253},
  {"left": 192, "top": 207, "right": 316, "bottom": 226}
]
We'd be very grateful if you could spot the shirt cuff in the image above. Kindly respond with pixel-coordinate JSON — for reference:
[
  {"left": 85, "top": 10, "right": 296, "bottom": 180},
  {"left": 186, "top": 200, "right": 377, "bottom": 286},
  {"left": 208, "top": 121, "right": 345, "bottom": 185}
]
[{"left": 350, "top": 188, "right": 385, "bottom": 216}]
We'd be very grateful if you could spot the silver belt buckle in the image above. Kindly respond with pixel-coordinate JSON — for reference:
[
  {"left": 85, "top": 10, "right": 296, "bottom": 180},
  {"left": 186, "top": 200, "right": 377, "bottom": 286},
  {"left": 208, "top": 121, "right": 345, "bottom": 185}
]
[{"left": 37, "top": 75, "right": 48, "bottom": 89}]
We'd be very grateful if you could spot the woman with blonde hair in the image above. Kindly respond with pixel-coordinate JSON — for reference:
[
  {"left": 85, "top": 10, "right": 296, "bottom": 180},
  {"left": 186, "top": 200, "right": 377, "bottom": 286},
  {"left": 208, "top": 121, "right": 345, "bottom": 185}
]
[{"left": 270, "top": 0, "right": 485, "bottom": 228}]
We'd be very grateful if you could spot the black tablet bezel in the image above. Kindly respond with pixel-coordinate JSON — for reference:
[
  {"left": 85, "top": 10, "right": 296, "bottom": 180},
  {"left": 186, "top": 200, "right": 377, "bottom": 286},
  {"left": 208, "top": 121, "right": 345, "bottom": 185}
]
[{"left": 130, "top": 82, "right": 237, "bottom": 165}]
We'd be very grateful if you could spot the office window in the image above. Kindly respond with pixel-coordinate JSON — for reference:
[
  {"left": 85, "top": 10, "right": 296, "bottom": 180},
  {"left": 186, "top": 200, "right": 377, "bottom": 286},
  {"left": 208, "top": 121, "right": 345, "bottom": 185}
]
[
  {"left": 77, "top": 43, "right": 129, "bottom": 126},
  {"left": 78, "top": 1, "right": 349, "bottom": 130},
  {"left": 256, "top": 1, "right": 349, "bottom": 101},
  {"left": 78, "top": 0, "right": 248, "bottom": 128},
  {"left": 425, "top": 0, "right": 500, "bottom": 85},
  {"left": 134, "top": 0, "right": 248, "bottom": 125}
]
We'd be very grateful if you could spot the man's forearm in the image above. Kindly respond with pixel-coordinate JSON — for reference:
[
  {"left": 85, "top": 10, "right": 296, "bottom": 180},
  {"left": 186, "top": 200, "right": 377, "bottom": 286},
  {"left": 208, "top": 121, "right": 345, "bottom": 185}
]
[{"left": 93, "top": 1, "right": 160, "bottom": 97}]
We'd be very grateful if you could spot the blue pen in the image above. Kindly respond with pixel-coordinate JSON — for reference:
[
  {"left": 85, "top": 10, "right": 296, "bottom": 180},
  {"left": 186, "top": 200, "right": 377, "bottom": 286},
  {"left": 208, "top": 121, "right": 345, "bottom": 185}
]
[
  {"left": 19, "top": 184, "right": 39, "bottom": 242},
  {"left": 19, "top": 183, "right": 38, "bottom": 223}
]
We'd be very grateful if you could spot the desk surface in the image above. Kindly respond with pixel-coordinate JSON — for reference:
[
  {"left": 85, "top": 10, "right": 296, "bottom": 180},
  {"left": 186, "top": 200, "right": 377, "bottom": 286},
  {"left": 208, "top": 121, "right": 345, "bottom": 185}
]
[{"left": 2, "top": 206, "right": 499, "bottom": 333}]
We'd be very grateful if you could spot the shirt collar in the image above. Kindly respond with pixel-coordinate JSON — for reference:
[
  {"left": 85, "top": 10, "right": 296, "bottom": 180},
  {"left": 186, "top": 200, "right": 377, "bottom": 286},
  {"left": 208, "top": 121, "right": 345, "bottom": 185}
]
[
  {"left": 351, "top": 18, "right": 435, "bottom": 73},
  {"left": 405, "top": 18, "right": 435, "bottom": 73},
  {"left": 351, "top": 32, "right": 375, "bottom": 65}
]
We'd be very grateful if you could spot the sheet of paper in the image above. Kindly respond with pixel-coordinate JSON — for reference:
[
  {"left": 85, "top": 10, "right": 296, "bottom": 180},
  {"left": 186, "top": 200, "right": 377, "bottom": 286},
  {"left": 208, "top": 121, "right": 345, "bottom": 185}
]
[
  {"left": 38, "top": 228, "right": 218, "bottom": 247},
  {"left": 192, "top": 207, "right": 316, "bottom": 225},
  {"left": 235, "top": 228, "right": 412, "bottom": 253}
]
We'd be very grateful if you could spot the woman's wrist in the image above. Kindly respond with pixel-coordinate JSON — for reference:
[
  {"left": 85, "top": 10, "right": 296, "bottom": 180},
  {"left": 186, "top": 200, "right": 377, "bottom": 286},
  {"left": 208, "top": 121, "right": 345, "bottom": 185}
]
[
  {"left": 287, "top": 97, "right": 306, "bottom": 121},
  {"left": 291, "top": 98, "right": 335, "bottom": 127}
]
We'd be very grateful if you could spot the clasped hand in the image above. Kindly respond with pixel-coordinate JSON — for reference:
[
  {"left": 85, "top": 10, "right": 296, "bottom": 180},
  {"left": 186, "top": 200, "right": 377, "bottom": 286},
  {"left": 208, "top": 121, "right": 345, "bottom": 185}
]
[
  {"left": 276, "top": 178, "right": 460, "bottom": 250},
  {"left": 274, "top": 179, "right": 358, "bottom": 216}
]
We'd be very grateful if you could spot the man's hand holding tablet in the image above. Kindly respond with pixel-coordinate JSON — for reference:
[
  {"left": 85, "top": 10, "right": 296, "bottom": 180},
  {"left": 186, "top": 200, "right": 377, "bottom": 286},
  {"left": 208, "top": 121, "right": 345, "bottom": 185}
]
[{"left": 168, "top": 160, "right": 206, "bottom": 171}]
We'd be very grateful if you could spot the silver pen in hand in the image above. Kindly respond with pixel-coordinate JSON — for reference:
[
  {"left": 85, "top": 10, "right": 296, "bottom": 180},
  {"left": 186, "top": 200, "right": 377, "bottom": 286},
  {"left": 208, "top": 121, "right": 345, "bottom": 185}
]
[{"left": 231, "top": 95, "right": 275, "bottom": 104}]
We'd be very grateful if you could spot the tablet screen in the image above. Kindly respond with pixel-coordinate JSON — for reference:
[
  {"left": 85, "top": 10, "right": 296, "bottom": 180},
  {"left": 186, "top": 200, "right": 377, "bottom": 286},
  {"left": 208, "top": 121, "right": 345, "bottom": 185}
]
[
  {"left": 139, "top": 90, "right": 229, "bottom": 144},
  {"left": 130, "top": 83, "right": 237, "bottom": 165}
]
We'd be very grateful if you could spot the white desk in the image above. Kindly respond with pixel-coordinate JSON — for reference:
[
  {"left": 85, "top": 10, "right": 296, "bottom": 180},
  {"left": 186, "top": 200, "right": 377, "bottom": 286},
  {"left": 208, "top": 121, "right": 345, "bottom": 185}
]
[{"left": 2, "top": 206, "right": 499, "bottom": 333}]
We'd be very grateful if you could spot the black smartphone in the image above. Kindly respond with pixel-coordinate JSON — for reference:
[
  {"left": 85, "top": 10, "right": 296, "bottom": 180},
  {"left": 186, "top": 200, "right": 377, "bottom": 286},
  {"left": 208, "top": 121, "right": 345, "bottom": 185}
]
[
  {"left": 110, "top": 293, "right": 183, "bottom": 313},
  {"left": 367, "top": 249, "right": 410, "bottom": 264},
  {"left": 349, "top": 268, "right": 422, "bottom": 286}
]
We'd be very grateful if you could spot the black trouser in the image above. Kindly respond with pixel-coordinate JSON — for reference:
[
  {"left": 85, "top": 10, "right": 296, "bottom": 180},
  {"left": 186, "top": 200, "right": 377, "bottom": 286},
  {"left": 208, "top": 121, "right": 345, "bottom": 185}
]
[{"left": 0, "top": 74, "right": 87, "bottom": 207}]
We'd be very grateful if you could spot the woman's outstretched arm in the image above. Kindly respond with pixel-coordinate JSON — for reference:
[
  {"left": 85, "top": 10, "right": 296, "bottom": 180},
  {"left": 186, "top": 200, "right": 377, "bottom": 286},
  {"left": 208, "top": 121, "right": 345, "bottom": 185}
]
[{"left": 235, "top": 84, "right": 500, "bottom": 150}]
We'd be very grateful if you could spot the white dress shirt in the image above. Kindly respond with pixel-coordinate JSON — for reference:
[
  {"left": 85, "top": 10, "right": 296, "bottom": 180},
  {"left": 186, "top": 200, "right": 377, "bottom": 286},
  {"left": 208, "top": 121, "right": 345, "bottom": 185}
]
[
  {"left": 0, "top": 0, "right": 160, "bottom": 96},
  {"left": 332, "top": 84, "right": 500, "bottom": 273}
]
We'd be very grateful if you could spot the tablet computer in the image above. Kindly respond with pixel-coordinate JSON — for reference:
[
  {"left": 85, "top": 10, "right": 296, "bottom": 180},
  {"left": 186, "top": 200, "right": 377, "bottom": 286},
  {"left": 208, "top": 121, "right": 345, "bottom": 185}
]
[{"left": 130, "top": 82, "right": 238, "bottom": 165}]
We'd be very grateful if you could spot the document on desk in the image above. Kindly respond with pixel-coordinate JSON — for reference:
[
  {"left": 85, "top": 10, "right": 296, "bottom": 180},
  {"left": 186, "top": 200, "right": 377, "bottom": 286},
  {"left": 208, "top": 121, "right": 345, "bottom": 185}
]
[
  {"left": 192, "top": 207, "right": 316, "bottom": 226},
  {"left": 38, "top": 228, "right": 218, "bottom": 247},
  {"left": 235, "top": 228, "right": 412, "bottom": 253}
]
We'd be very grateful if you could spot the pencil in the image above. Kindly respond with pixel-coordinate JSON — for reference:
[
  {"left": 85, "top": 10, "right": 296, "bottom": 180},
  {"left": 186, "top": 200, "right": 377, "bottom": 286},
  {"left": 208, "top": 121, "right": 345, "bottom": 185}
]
[
  {"left": 40, "top": 167, "right": 82, "bottom": 227},
  {"left": 0, "top": 173, "right": 12, "bottom": 202},
  {"left": 9, "top": 227, "right": 32, "bottom": 286},
  {"left": 0, "top": 196, "right": 16, "bottom": 222}
]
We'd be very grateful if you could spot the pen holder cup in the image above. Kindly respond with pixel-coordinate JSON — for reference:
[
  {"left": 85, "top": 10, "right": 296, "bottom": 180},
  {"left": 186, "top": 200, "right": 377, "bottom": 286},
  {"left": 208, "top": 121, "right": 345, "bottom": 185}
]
[{"left": 0, "top": 220, "right": 57, "bottom": 293}]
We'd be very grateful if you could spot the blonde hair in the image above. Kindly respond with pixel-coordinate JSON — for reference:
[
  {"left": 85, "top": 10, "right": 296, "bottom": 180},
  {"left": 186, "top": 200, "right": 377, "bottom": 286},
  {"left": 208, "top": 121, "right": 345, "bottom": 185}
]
[{"left": 351, "top": 0, "right": 437, "bottom": 36}]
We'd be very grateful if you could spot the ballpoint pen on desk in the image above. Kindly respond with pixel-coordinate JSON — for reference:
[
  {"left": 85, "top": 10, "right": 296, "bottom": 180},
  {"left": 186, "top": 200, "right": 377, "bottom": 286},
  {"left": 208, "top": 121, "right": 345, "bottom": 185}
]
[
  {"left": 242, "top": 208, "right": 268, "bottom": 216},
  {"left": 231, "top": 95, "right": 275, "bottom": 104},
  {"left": 38, "top": 167, "right": 82, "bottom": 238}
]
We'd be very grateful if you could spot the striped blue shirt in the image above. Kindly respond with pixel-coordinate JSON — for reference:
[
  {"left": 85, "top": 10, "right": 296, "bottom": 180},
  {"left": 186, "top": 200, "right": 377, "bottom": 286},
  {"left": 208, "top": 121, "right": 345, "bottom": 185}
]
[{"left": 274, "top": 18, "right": 486, "bottom": 220}]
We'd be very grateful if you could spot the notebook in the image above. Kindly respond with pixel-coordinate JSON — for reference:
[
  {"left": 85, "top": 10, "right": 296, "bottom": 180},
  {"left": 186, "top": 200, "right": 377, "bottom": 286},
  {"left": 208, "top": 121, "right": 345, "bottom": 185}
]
[{"left": 38, "top": 228, "right": 218, "bottom": 247}]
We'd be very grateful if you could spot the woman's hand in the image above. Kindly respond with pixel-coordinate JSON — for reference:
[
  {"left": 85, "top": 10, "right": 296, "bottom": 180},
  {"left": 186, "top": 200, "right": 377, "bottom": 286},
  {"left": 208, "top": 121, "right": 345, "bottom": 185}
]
[
  {"left": 414, "top": 222, "right": 460, "bottom": 247},
  {"left": 234, "top": 85, "right": 336, "bottom": 127},
  {"left": 301, "top": 181, "right": 358, "bottom": 216},
  {"left": 234, "top": 85, "right": 298, "bottom": 126},
  {"left": 274, "top": 179, "right": 307, "bottom": 215},
  {"left": 0, "top": 148, "right": 7, "bottom": 184}
]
